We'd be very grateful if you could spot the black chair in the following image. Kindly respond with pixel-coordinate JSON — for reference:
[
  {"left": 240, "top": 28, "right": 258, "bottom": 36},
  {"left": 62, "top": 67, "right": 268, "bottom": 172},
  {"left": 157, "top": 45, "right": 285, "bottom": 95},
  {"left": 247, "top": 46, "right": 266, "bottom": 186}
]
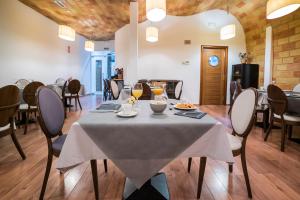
[
  {"left": 0, "top": 85, "right": 26, "bottom": 160},
  {"left": 63, "top": 79, "right": 82, "bottom": 111},
  {"left": 36, "top": 87, "right": 107, "bottom": 200}
]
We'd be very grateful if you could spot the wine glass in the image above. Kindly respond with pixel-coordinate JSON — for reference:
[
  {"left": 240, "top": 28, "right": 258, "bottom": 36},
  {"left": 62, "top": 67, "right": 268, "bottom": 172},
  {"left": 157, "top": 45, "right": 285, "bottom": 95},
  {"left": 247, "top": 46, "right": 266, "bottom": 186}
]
[
  {"left": 132, "top": 83, "right": 143, "bottom": 102},
  {"left": 151, "top": 84, "right": 164, "bottom": 101}
]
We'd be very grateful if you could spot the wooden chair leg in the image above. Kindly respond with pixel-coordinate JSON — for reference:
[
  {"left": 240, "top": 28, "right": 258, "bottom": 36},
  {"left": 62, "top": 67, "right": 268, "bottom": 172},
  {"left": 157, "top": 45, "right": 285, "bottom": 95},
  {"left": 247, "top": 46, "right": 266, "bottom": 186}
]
[
  {"left": 75, "top": 97, "right": 78, "bottom": 110},
  {"left": 77, "top": 96, "right": 82, "bottom": 110},
  {"left": 103, "top": 159, "right": 108, "bottom": 173},
  {"left": 280, "top": 123, "right": 286, "bottom": 152},
  {"left": 264, "top": 116, "right": 273, "bottom": 141},
  {"left": 91, "top": 160, "right": 99, "bottom": 200},
  {"left": 24, "top": 111, "right": 29, "bottom": 135},
  {"left": 197, "top": 157, "right": 207, "bottom": 199},
  {"left": 229, "top": 163, "right": 233, "bottom": 173},
  {"left": 288, "top": 125, "right": 293, "bottom": 139},
  {"left": 188, "top": 157, "right": 192, "bottom": 173},
  {"left": 10, "top": 131, "right": 26, "bottom": 160},
  {"left": 69, "top": 98, "right": 71, "bottom": 112},
  {"left": 39, "top": 153, "right": 53, "bottom": 200},
  {"left": 241, "top": 150, "right": 252, "bottom": 198}
]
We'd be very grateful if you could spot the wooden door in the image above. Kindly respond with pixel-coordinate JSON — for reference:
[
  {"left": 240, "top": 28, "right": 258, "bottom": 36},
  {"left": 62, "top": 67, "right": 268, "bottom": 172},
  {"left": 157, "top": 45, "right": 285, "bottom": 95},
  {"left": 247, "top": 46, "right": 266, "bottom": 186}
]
[{"left": 200, "top": 46, "right": 228, "bottom": 105}]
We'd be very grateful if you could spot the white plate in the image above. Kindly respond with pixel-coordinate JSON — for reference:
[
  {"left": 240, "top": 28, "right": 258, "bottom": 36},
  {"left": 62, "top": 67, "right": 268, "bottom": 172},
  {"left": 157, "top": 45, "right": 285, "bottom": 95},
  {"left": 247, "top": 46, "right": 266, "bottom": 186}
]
[
  {"left": 174, "top": 103, "right": 197, "bottom": 111},
  {"left": 117, "top": 110, "right": 138, "bottom": 118}
]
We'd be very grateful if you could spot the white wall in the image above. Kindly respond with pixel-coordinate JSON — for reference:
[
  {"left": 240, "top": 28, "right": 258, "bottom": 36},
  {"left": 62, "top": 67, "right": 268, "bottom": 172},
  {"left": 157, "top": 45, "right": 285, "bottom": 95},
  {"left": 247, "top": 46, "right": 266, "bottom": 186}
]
[
  {"left": 94, "top": 40, "right": 115, "bottom": 51},
  {"left": 0, "top": 0, "right": 89, "bottom": 87},
  {"left": 115, "top": 10, "right": 246, "bottom": 103}
]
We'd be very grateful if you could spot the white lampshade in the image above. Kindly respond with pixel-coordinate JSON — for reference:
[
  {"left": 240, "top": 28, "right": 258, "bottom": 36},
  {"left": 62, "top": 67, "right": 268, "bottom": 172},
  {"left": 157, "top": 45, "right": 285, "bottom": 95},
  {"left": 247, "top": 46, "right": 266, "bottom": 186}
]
[
  {"left": 85, "top": 40, "right": 94, "bottom": 52},
  {"left": 146, "top": 0, "right": 166, "bottom": 22},
  {"left": 267, "top": 0, "right": 300, "bottom": 19},
  {"left": 220, "top": 24, "right": 236, "bottom": 40},
  {"left": 146, "top": 26, "right": 158, "bottom": 42},
  {"left": 58, "top": 25, "right": 75, "bottom": 41}
]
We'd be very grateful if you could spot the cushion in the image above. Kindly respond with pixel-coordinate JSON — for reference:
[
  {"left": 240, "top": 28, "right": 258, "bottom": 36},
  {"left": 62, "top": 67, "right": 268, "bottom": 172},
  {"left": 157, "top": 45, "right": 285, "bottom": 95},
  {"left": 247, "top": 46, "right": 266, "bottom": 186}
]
[
  {"left": 0, "top": 124, "right": 10, "bottom": 132},
  {"left": 52, "top": 134, "right": 67, "bottom": 156},
  {"left": 274, "top": 114, "right": 300, "bottom": 122},
  {"left": 227, "top": 133, "right": 243, "bottom": 151}
]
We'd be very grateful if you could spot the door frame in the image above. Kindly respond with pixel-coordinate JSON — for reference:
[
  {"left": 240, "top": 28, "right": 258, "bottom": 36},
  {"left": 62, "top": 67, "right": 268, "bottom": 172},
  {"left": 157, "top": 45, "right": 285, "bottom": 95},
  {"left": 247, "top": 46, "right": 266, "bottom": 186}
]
[{"left": 200, "top": 45, "right": 228, "bottom": 105}]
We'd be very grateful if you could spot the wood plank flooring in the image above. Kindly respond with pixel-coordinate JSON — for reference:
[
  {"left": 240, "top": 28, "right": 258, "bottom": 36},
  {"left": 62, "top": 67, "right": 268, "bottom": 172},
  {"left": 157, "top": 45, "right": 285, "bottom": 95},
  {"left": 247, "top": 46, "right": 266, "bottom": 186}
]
[{"left": 0, "top": 95, "right": 300, "bottom": 200}]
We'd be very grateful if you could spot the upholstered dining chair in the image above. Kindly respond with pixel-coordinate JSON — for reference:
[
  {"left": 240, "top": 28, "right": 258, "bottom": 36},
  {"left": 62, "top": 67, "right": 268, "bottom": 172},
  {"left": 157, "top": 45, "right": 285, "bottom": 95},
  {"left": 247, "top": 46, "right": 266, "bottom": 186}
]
[
  {"left": 15, "top": 79, "right": 30, "bottom": 89},
  {"left": 175, "top": 81, "right": 183, "bottom": 100},
  {"left": 264, "top": 84, "right": 300, "bottom": 152},
  {"left": 0, "top": 85, "right": 26, "bottom": 160},
  {"left": 293, "top": 83, "right": 300, "bottom": 93},
  {"left": 188, "top": 88, "right": 257, "bottom": 199},
  {"left": 139, "top": 82, "right": 152, "bottom": 100},
  {"left": 228, "top": 81, "right": 242, "bottom": 114},
  {"left": 110, "top": 79, "right": 120, "bottom": 100},
  {"left": 64, "top": 79, "right": 82, "bottom": 111},
  {"left": 36, "top": 87, "right": 108, "bottom": 200},
  {"left": 22, "top": 81, "right": 44, "bottom": 134}
]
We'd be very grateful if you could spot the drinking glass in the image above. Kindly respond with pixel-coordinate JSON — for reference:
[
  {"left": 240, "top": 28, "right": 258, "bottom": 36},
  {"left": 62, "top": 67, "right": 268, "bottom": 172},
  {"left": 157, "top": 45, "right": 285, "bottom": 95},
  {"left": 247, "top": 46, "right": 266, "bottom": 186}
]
[{"left": 132, "top": 83, "right": 143, "bottom": 101}]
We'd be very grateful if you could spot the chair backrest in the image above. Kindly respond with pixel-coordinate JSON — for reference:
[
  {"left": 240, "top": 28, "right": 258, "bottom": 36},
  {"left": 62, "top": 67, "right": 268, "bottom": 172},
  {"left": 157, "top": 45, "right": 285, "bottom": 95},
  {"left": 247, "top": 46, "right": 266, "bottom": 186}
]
[
  {"left": 175, "top": 81, "right": 183, "bottom": 100},
  {"left": 55, "top": 78, "right": 65, "bottom": 86},
  {"left": 293, "top": 83, "right": 300, "bottom": 93},
  {"left": 110, "top": 80, "right": 119, "bottom": 99},
  {"left": 36, "top": 87, "right": 65, "bottom": 138},
  {"left": 139, "top": 83, "right": 152, "bottom": 100},
  {"left": 230, "top": 88, "right": 257, "bottom": 137},
  {"left": 23, "top": 81, "right": 44, "bottom": 107},
  {"left": 267, "top": 84, "right": 287, "bottom": 116},
  {"left": 0, "top": 85, "right": 20, "bottom": 128},
  {"left": 15, "top": 79, "right": 30, "bottom": 89},
  {"left": 229, "top": 81, "right": 236, "bottom": 105},
  {"left": 67, "top": 79, "right": 81, "bottom": 94}
]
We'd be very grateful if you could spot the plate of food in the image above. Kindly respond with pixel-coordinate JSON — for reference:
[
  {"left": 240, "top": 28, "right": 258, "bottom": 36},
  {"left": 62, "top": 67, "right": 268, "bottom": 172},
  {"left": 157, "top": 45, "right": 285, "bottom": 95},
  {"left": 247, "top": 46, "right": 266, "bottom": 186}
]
[{"left": 174, "top": 103, "right": 197, "bottom": 110}]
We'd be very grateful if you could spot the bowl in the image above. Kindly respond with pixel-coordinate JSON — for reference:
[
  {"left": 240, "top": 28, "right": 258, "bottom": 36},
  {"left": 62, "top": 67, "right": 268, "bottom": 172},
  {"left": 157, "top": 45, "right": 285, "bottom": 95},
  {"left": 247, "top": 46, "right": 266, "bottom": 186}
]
[{"left": 150, "top": 100, "right": 167, "bottom": 114}]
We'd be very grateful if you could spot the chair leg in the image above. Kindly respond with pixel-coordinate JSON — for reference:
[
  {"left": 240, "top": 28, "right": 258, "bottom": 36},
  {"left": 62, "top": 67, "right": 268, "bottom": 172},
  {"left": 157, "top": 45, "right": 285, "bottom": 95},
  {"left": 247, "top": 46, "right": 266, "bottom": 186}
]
[
  {"left": 90, "top": 160, "right": 99, "bottom": 200},
  {"left": 241, "top": 150, "right": 252, "bottom": 198},
  {"left": 264, "top": 116, "right": 273, "bottom": 141},
  {"left": 229, "top": 163, "right": 233, "bottom": 173},
  {"left": 197, "top": 157, "right": 207, "bottom": 199},
  {"left": 103, "top": 159, "right": 108, "bottom": 173},
  {"left": 39, "top": 153, "right": 53, "bottom": 200},
  {"left": 10, "top": 131, "right": 26, "bottom": 160},
  {"left": 24, "top": 111, "right": 29, "bottom": 135},
  {"left": 288, "top": 125, "right": 293, "bottom": 139},
  {"left": 77, "top": 96, "right": 82, "bottom": 110},
  {"left": 188, "top": 157, "right": 192, "bottom": 173},
  {"left": 75, "top": 97, "right": 78, "bottom": 110},
  {"left": 280, "top": 123, "right": 286, "bottom": 152}
]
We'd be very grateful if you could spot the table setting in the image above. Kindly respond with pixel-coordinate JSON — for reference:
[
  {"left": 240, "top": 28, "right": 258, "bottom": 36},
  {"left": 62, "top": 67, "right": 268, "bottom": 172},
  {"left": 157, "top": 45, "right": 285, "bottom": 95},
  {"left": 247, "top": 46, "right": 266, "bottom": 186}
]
[{"left": 57, "top": 84, "right": 234, "bottom": 200}]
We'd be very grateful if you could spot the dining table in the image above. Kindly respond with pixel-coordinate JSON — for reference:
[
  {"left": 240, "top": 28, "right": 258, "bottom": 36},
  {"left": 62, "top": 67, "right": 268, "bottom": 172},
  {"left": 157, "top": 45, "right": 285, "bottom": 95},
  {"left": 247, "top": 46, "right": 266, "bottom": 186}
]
[{"left": 57, "top": 100, "right": 234, "bottom": 199}]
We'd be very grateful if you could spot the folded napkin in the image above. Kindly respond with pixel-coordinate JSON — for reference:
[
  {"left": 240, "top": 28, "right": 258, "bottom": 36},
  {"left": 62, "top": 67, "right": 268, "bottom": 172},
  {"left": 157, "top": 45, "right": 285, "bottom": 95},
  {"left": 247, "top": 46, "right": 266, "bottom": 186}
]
[
  {"left": 174, "top": 111, "right": 207, "bottom": 119},
  {"left": 96, "top": 103, "right": 121, "bottom": 112}
]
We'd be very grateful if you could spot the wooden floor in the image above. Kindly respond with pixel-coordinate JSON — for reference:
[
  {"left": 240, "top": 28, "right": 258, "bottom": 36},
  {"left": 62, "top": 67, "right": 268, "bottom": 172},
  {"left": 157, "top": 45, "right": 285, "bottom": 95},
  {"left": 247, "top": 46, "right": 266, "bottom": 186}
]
[{"left": 0, "top": 95, "right": 300, "bottom": 200}]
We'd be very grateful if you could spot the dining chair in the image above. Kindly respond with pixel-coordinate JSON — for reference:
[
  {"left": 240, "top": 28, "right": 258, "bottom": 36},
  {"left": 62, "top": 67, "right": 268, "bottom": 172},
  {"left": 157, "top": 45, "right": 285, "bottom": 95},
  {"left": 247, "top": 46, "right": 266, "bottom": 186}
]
[
  {"left": 139, "top": 82, "right": 152, "bottom": 100},
  {"left": 36, "top": 86, "right": 108, "bottom": 200},
  {"left": 175, "top": 81, "right": 183, "bottom": 100},
  {"left": 103, "top": 79, "right": 111, "bottom": 101},
  {"left": 110, "top": 79, "right": 119, "bottom": 100},
  {"left": 188, "top": 88, "right": 257, "bottom": 199},
  {"left": 255, "top": 93, "right": 269, "bottom": 132},
  {"left": 55, "top": 78, "right": 65, "bottom": 86},
  {"left": 15, "top": 79, "right": 30, "bottom": 89},
  {"left": 264, "top": 84, "right": 300, "bottom": 152},
  {"left": 22, "top": 81, "right": 44, "bottom": 134},
  {"left": 64, "top": 79, "right": 82, "bottom": 111},
  {"left": 0, "top": 85, "right": 26, "bottom": 160},
  {"left": 293, "top": 83, "right": 300, "bottom": 93},
  {"left": 228, "top": 81, "right": 242, "bottom": 114}
]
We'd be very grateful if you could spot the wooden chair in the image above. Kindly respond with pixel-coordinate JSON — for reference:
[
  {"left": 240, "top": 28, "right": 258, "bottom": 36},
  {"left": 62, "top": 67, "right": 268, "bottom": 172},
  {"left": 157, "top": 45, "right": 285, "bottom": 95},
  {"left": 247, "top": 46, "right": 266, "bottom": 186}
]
[
  {"left": 15, "top": 79, "right": 30, "bottom": 89},
  {"left": 64, "top": 79, "right": 82, "bottom": 111},
  {"left": 22, "top": 81, "right": 44, "bottom": 134},
  {"left": 188, "top": 88, "right": 257, "bottom": 199},
  {"left": 139, "top": 82, "right": 152, "bottom": 100},
  {"left": 36, "top": 86, "right": 107, "bottom": 200},
  {"left": 228, "top": 81, "right": 242, "bottom": 114},
  {"left": 264, "top": 84, "right": 300, "bottom": 152},
  {"left": 110, "top": 79, "right": 120, "bottom": 100},
  {"left": 0, "top": 85, "right": 26, "bottom": 160},
  {"left": 174, "top": 81, "right": 183, "bottom": 100},
  {"left": 103, "top": 79, "right": 111, "bottom": 101},
  {"left": 255, "top": 93, "right": 269, "bottom": 132}
]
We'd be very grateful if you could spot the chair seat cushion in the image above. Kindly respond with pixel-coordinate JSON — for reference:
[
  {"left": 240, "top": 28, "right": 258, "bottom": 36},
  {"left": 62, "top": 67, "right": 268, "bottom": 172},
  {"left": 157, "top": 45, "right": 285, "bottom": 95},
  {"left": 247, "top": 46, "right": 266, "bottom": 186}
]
[
  {"left": 227, "top": 133, "right": 243, "bottom": 151},
  {"left": 52, "top": 134, "right": 67, "bottom": 156},
  {"left": 19, "top": 104, "right": 37, "bottom": 110},
  {"left": 0, "top": 124, "right": 10, "bottom": 132},
  {"left": 274, "top": 114, "right": 300, "bottom": 122}
]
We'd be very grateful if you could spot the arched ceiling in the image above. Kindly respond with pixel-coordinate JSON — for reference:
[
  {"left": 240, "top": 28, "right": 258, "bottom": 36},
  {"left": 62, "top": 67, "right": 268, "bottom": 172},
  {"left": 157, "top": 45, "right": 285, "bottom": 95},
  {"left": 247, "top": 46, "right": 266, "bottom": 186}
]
[{"left": 19, "top": 0, "right": 267, "bottom": 41}]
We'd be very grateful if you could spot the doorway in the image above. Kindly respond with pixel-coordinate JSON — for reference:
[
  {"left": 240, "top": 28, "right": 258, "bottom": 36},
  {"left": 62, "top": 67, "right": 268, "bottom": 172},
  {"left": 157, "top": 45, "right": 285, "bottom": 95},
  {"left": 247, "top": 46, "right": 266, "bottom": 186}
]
[{"left": 200, "top": 45, "right": 228, "bottom": 105}]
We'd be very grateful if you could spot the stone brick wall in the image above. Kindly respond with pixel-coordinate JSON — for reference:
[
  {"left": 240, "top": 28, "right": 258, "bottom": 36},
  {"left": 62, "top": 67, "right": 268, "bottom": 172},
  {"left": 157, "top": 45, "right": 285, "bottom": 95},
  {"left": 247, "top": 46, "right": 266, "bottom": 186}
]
[{"left": 271, "top": 9, "right": 300, "bottom": 90}]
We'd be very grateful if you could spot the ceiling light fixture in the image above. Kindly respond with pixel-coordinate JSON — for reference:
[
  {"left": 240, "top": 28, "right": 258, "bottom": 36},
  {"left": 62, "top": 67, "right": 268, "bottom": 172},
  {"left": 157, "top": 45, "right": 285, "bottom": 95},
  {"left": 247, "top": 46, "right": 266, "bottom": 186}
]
[
  {"left": 85, "top": 40, "right": 95, "bottom": 52},
  {"left": 267, "top": 0, "right": 300, "bottom": 19},
  {"left": 146, "top": 0, "right": 166, "bottom": 22},
  {"left": 146, "top": 26, "right": 158, "bottom": 43},
  {"left": 58, "top": 25, "right": 75, "bottom": 41},
  {"left": 220, "top": 0, "right": 236, "bottom": 40}
]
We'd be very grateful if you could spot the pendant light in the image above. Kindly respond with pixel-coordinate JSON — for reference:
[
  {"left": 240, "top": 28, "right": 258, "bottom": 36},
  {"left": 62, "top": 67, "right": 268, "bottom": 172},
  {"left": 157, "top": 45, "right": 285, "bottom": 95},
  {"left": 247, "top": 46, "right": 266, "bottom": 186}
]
[
  {"left": 85, "top": 40, "right": 94, "bottom": 52},
  {"left": 267, "top": 0, "right": 300, "bottom": 19},
  {"left": 220, "top": 0, "right": 236, "bottom": 40},
  {"left": 146, "top": 26, "right": 158, "bottom": 42},
  {"left": 58, "top": 25, "right": 75, "bottom": 41},
  {"left": 146, "top": 0, "right": 166, "bottom": 22}
]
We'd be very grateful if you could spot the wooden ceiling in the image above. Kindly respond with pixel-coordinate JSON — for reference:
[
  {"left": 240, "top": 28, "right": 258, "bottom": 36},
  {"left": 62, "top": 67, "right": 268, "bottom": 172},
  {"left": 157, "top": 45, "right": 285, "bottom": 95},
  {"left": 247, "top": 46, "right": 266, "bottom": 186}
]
[{"left": 19, "top": 0, "right": 267, "bottom": 41}]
